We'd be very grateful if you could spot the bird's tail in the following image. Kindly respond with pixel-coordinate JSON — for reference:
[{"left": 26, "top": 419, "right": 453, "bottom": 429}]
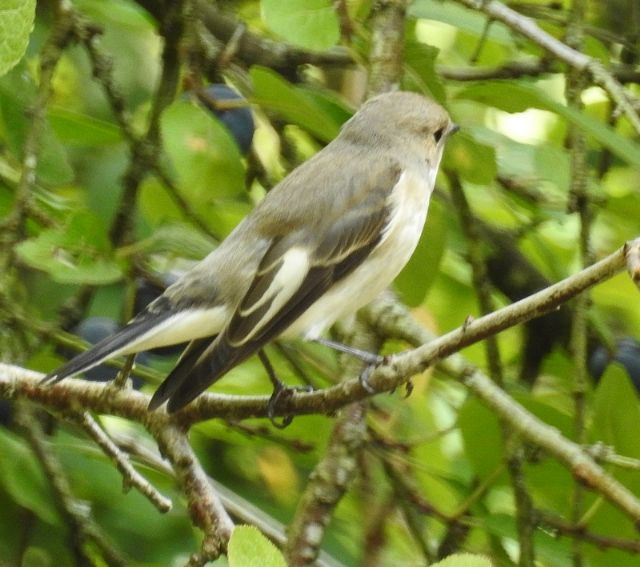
[
  {"left": 148, "top": 334, "right": 257, "bottom": 412},
  {"left": 42, "top": 312, "right": 173, "bottom": 385}
]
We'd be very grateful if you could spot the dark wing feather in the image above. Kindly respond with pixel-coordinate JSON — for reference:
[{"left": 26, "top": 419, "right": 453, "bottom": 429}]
[
  {"left": 148, "top": 338, "right": 212, "bottom": 410},
  {"left": 160, "top": 203, "right": 391, "bottom": 413}
]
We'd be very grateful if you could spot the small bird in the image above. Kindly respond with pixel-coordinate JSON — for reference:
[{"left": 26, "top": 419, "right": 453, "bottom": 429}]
[{"left": 43, "top": 91, "right": 458, "bottom": 413}]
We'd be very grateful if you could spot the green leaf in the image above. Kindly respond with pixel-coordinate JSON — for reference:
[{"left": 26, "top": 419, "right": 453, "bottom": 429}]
[
  {"left": 443, "top": 129, "right": 497, "bottom": 184},
  {"left": 0, "top": 0, "right": 35, "bottom": 76},
  {"left": 0, "top": 429, "right": 60, "bottom": 525},
  {"left": 48, "top": 107, "right": 122, "bottom": 146},
  {"left": 410, "top": 0, "right": 513, "bottom": 45},
  {"left": 161, "top": 100, "right": 246, "bottom": 201},
  {"left": 457, "top": 82, "right": 640, "bottom": 168},
  {"left": 591, "top": 363, "right": 640, "bottom": 458},
  {"left": 482, "top": 513, "right": 573, "bottom": 566},
  {"left": 228, "top": 525, "right": 287, "bottom": 567},
  {"left": 251, "top": 66, "right": 343, "bottom": 142},
  {"left": 470, "top": 126, "right": 570, "bottom": 194},
  {"left": 395, "top": 198, "right": 448, "bottom": 306},
  {"left": 0, "top": 65, "right": 74, "bottom": 184},
  {"left": 15, "top": 211, "right": 123, "bottom": 284},
  {"left": 21, "top": 547, "right": 53, "bottom": 567},
  {"left": 431, "top": 553, "right": 492, "bottom": 567},
  {"left": 137, "top": 177, "right": 252, "bottom": 239},
  {"left": 458, "top": 397, "right": 504, "bottom": 480},
  {"left": 74, "top": 0, "right": 152, "bottom": 29},
  {"left": 132, "top": 222, "right": 217, "bottom": 260},
  {"left": 404, "top": 40, "right": 446, "bottom": 104},
  {"left": 261, "top": 0, "right": 339, "bottom": 51}
]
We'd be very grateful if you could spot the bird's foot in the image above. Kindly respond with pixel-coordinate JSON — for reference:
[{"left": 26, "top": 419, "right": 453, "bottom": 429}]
[
  {"left": 358, "top": 355, "right": 389, "bottom": 393},
  {"left": 267, "top": 381, "right": 314, "bottom": 429}
]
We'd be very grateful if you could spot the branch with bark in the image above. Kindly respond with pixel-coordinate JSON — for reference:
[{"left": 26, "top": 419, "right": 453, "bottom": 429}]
[{"left": 2, "top": 239, "right": 639, "bottom": 545}]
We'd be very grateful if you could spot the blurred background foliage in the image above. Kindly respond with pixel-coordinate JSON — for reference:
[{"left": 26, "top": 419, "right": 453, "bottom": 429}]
[{"left": 1, "top": 0, "right": 640, "bottom": 565}]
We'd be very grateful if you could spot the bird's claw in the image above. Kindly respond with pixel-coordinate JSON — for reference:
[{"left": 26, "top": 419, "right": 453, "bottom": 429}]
[
  {"left": 404, "top": 379, "right": 414, "bottom": 398},
  {"left": 358, "top": 354, "right": 389, "bottom": 393},
  {"left": 267, "top": 383, "right": 314, "bottom": 429}
]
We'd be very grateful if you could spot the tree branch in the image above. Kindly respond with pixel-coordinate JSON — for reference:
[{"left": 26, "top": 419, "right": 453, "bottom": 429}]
[
  {"left": 149, "top": 421, "right": 235, "bottom": 563},
  {"left": 14, "top": 404, "right": 128, "bottom": 566},
  {"left": 3, "top": 240, "right": 640, "bottom": 532},
  {"left": 453, "top": 0, "right": 640, "bottom": 135},
  {"left": 71, "top": 411, "right": 172, "bottom": 513}
]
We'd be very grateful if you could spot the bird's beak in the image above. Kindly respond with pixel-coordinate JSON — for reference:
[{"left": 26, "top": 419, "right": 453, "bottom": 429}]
[{"left": 447, "top": 123, "right": 460, "bottom": 137}]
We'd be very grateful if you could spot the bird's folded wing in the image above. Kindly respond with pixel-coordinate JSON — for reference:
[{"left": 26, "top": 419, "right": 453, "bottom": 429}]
[{"left": 152, "top": 200, "right": 393, "bottom": 412}]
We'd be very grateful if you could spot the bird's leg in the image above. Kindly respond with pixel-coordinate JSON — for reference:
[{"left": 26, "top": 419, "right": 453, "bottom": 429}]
[
  {"left": 312, "top": 337, "right": 386, "bottom": 392},
  {"left": 113, "top": 354, "right": 136, "bottom": 389},
  {"left": 258, "top": 350, "right": 312, "bottom": 429},
  {"left": 311, "top": 337, "right": 383, "bottom": 365}
]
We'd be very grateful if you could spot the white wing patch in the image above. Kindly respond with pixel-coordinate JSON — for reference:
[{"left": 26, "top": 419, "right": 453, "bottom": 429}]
[
  {"left": 286, "top": 168, "right": 434, "bottom": 340},
  {"left": 233, "top": 247, "right": 311, "bottom": 345},
  {"left": 120, "top": 305, "right": 229, "bottom": 355}
]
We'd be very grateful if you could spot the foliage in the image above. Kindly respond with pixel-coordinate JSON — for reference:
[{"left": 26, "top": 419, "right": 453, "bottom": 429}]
[{"left": 0, "top": 0, "right": 640, "bottom": 566}]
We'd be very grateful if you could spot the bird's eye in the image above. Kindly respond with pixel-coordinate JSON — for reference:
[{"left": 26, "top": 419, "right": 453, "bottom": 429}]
[{"left": 433, "top": 127, "right": 445, "bottom": 143}]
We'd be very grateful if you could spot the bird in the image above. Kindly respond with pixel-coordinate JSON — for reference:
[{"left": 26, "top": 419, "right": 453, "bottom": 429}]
[{"left": 42, "top": 91, "right": 458, "bottom": 414}]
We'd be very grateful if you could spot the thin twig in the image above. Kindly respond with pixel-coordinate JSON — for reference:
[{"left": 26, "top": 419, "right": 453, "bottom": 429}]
[
  {"left": 285, "top": 319, "right": 377, "bottom": 565},
  {"left": 565, "top": 1, "right": 590, "bottom": 564},
  {"left": 109, "top": 1, "right": 184, "bottom": 246},
  {"left": 453, "top": 0, "right": 640, "bottom": 135},
  {"left": 0, "top": 3, "right": 74, "bottom": 269},
  {"left": 447, "top": 171, "right": 536, "bottom": 566},
  {"left": 72, "top": 411, "right": 172, "bottom": 512},
  {"left": 539, "top": 512, "right": 640, "bottom": 553},
  {"left": 3, "top": 241, "right": 640, "bottom": 528},
  {"left": 111, "top": 430, "right": 346, "bottom": 567},
  {"left": 440, "top": 61, "right": 640, "bottom": 84},
  {"left": 149, "top": 421, "right": 234, "bottom": 563},
  {"left": 14, "top": 404, "right": 128, "bottom": 566},
  {"left": 284, "top": 401, "right": 368, "bottom": 566},
  {"left": 3, "top": 240, "right": 636, "bottom": 423},
  {"left": 76, "top": 11, "right": 221, "bottom": 240}
]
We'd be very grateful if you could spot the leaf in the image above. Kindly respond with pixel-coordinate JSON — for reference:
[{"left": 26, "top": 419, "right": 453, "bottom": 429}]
[
  {"left": 74, "top": 0, "right": 152, "bottom": 29},
  {"left": 48, "top": 107, "right": 122, "bottom": 146},
  {"left": 135, "top": 222, "right": 217, "bottom": 260},
  {"left": 404, "top": 40, "right": 446, "bottom": 104},
  {"left": 15, "top": 211, "right": 123, "bottom": 284},
  {"left": 0, "top": 65, "right": 74, "bottom": 184},
  {"left": 470, "top": 125, "right": 570, "bottom": 193},
  {"left": 395, "top": 198, "right": 448, "bottom": 306},
  {"left": 431, "top": 553, "right": 492, "bottom": 567},
  {"left": 228, "top": 525, "right": 287, "bottom": 567},
  {"left": 261, "top": 0, "right": 339, "bottom": 51},
  {"left": 443, "top": 129, "right": 497, "bottom": 184},
  {"left": 457, "top": 82, "right": 640, "bottom": 168},
  {"left": 137, "top": 177, "right": 252, "bottom": 238},
  {"left": 0, "top": 429, "right": 60, "bottom": 525},
  {"left": 410, "top": 0, "right": 513, "bottom": 45},
  {"left": 591, "top": 363, "right": 640, "bottom": 458},
  {"left": 483, "top": 513, "right": 573, "bottom": 566},
  {"left": 458, "top": 397, "right": 504, "bottom": 480},
  {"left": 161, "top": 100, "right": 246, "bottom": 201},
  {"left": 0, "top": 0, "right": 35, "bottom": 76},
  {"left": 251, "top": 66, "right": 344, "bottom": 142}
]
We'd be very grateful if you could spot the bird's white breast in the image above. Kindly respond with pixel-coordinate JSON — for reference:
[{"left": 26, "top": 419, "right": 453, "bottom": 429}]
[{"left": 285, "top": 168, "right": 434, "bottom": 339}]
